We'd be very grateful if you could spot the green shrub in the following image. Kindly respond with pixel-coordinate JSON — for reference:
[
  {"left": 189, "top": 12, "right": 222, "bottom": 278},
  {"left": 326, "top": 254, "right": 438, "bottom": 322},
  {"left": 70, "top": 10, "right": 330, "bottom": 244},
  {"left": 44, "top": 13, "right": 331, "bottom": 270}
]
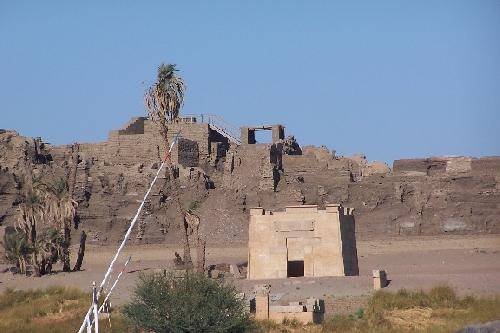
[
  {"left": 355, "top": 308, "right": 364, "bottom": 319},
  {"left": 123, "top": 272, "right": 250, "bottom": 333},
  {"left": 187, "top": 200, "right": 200, "bottom": 213},
  {"left": 2, "top": 229, "right": 31, "bottom": 274}
]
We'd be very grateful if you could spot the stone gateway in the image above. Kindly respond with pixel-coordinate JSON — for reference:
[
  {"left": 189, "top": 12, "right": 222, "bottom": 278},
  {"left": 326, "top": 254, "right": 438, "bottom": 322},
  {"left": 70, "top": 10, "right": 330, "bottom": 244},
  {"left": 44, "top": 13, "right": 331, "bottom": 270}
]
[{"left": 247, "top": 204, "right": 359, "bottom": 279}]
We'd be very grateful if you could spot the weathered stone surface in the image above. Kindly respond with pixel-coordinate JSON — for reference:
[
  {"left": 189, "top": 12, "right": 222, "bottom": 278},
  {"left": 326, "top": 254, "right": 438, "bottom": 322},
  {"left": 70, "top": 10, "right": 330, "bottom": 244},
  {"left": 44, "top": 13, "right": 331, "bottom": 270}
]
[
  {"left": 247, "top": 204, "right": 359, "bottom": 279},
  {"left": 0, "top": 116, "right": 499, "bottom": 247},
  {"left": 373, "top": 269, "right": 388, "bottom": 290}
]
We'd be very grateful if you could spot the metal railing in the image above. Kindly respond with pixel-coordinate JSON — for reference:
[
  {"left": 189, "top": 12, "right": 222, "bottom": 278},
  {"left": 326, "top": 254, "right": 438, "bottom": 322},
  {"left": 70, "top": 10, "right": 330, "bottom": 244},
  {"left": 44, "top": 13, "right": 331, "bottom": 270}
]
[{"left": 182, "top": 113, "right": 241, "bottom": 145}]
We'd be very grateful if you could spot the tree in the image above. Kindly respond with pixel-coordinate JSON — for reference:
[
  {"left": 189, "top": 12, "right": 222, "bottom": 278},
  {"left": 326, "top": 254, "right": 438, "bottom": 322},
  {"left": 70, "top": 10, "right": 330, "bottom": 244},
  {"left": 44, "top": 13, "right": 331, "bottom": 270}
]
[
  {"left": 72, "top": 230, "right": 87, "bottom": 271},
  {"left": 45, "top": 178, "right": 78, "bottom": 272},
  {"left": 144, "top": 63, "right": 186, "bottom": 149},
  {"left": 123, "top": 272, "right": 249, "bottom": 333},
  {"left": 10, "top": 177, "right": 79, "bottom": 276},
  {"left": 15, "top": 180, "right": 50, "bottom": 276},
  {"left": 2, "top": 228, "right": 30, "bottom": 274}
]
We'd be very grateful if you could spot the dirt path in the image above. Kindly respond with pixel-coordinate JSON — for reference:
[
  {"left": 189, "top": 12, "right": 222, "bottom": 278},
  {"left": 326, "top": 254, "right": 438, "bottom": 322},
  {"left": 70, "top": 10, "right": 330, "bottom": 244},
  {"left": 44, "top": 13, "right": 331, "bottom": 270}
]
[{"left": 1, "top": 235, "right": 499, "bottom": 314}]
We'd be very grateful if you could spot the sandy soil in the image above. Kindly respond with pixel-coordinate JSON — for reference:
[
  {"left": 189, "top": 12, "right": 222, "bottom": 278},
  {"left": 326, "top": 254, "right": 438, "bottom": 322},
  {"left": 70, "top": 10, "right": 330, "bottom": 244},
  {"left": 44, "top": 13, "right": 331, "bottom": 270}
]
[{"left": 1, "top": 235, "right": 499, "bottom": 314}]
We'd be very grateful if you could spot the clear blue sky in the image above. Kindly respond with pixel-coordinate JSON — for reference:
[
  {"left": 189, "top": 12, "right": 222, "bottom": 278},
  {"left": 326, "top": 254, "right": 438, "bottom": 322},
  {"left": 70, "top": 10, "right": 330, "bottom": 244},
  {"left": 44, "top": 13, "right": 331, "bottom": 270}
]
[{"left": 1, "top": 1, "right": 499, "bottom": 164}]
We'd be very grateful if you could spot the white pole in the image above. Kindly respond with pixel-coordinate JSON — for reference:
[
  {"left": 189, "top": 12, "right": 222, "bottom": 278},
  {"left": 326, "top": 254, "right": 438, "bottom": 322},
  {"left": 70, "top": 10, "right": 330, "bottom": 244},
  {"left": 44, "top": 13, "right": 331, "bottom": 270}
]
[
  {"left": 86, "top": 317, "right": 92, "bottom": 333},
  {"left": 87, "top": 255, "right": 132, "bottom": 328},
  {"left": 99, "top": 255, "right": 131, "bottom": 314},
  {"left": 93, "top": 282, "right": 99, "bottom": 333},
  {"left": 77, "top": 133, "right": 181, "bottom": 333}
]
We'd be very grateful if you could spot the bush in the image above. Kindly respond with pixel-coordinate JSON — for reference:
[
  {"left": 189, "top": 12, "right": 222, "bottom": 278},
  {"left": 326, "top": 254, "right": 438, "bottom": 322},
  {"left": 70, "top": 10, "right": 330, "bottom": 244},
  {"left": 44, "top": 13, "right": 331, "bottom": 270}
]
[
  {"left": 187, "top": 200, "right": 200, "bottom": 213},
  {"left": 2, "top": 229, "right": 31, "bottom": 274},
  {"left": 123, "top": 272, "right": 250, "bottom": 333}
]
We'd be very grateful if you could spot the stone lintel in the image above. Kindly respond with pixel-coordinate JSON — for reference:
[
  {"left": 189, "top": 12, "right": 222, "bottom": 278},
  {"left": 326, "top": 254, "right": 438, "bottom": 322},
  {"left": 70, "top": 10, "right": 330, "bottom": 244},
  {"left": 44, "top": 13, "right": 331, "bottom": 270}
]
[
  {"left": 325, "top": 203, "right": 341, "bottom": 213},
  {"left": 250, "top": 207, "right": 265, "bottom": 215},
  {"left": 269, "top": 305, "right": 305, "bottom": 313},
  {"left": 285, "top": 205, "right": 318, "bottom": 213}
]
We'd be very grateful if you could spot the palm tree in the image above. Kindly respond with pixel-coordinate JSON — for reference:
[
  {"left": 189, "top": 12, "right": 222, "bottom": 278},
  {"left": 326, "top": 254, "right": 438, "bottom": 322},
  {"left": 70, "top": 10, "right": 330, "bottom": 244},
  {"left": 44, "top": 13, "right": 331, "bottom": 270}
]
[
  {"left": 16, "top": 180, "right": 49, "bottom": 276},
  {"left": 14, "top": 178, "right": 77, "bottom": 275},
  {"left": 46, "top": 178, "right": 78, "bottom": 272},
  {"left": 145, "top": 64, "right": 188, "bottom": 267},
  {"left": 2, "top": 230, "right": 30, "bottom": 275},
  {"left": 144, "top": 63, "right": 186, "bottom": 148}
]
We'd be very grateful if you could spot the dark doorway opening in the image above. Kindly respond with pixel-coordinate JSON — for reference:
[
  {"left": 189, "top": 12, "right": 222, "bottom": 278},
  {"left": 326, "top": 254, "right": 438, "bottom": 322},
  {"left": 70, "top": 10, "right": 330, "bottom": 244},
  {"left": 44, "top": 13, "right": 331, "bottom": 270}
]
[{"left": 287, "top": 260, "right": 304, "bottom": 277}]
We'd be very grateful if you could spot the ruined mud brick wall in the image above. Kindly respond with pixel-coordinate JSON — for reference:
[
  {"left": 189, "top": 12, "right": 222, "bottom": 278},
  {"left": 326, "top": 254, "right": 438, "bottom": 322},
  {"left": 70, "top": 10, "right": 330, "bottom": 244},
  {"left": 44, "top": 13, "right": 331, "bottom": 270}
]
[
  {"left": 0, "top": 130, "right": 55, "bottom": 227},
  {"left": 65, "top": 117, "right": 229, "bottom": 243},
  {"left": 0, "top": 118, "right": 229, "bottom": 245},
  {"left": 344, "top": 156, "right": 500, "bottom": 238},
  {"left": 68, "top": 117, "right": 226, "bottom": 168},
  {"left": 247, "top": 204, "right": 359, "bottom": 279},
  {"left": 223, "top": 143, "right": 282, "bottom": 192},
  {"left": 1, "top": 119, "right": 499, "bottom": 246}
]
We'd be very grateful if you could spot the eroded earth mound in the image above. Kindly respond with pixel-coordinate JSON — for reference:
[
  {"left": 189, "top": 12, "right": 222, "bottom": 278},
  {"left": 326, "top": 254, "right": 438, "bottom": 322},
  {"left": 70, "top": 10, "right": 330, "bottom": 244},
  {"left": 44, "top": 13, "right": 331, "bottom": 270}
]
[{"left": 1, "top": 117, "right": 499, "bottom": 247}]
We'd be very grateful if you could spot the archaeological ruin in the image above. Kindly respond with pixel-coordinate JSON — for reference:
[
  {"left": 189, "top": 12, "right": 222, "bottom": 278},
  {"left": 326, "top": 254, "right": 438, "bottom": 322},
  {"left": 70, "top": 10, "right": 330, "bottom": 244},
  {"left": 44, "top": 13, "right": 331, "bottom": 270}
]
[
  {"left": 253, "top": 284, "right": 325, "bottom": 324},
  {"left": 247, "top": 204, "right": 359, "bottom": 279},
  {"left": 1, "top": 113, "right": 499, "bottom": 250}
]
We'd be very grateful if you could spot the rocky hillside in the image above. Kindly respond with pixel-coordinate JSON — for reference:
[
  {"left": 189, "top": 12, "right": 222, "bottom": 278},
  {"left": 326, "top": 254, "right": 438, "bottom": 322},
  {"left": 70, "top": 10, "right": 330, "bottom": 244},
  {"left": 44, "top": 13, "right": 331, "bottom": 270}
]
[{"left": 0, "top": 118, "right": 499, "bottom": 247}]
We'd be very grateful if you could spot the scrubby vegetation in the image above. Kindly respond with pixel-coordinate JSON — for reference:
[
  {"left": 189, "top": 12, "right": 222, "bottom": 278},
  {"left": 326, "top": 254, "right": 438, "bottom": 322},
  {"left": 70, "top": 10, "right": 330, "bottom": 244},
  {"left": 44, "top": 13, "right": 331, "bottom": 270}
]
[
  {"left": 0, "top": 285, "right": 498, "bottom": 333},
  {"left": 2, "top": 176, "right": 86, "bottom": 276},
  {"left": 123, "top": 272, "right": 250, "bottom": 333}
]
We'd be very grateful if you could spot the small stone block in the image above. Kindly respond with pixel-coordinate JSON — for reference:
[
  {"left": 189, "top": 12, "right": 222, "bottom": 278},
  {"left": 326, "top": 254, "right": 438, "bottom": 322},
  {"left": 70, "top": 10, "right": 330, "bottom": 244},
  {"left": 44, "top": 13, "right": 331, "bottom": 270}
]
[
  {"left": 230, "top": 264, "right": 241, "bottom": 278},
  {"left": 269, "top": 305, "right": 305, "bottom": 313}
]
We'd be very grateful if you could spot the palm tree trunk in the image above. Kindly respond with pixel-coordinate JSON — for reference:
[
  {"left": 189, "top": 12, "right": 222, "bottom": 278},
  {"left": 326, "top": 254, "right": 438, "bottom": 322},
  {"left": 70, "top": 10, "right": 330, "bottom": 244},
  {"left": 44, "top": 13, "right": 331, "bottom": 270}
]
[
  {"left": 45, "top": 255, "right": 53, "bottom": 274},
  {"left": 196, "top": 238, "right": 206, "bottom": 273},
  {"left": 69, "top": 143, "right": 79, "bottom": 198},
  {"left": 20, "top": 258, "right": 26, "bottom": 275},
  {"left": 73, "top": 230, "right": 86, "bottom": 271},
  {"left": 61, "top": 225, "right": 71, "bottom": 272},
  {"left": 33, "top": 253, "right": 42, "bottom": 277},
  {"left": 182, "top": 219, "right": 193, "bottom": 269}
]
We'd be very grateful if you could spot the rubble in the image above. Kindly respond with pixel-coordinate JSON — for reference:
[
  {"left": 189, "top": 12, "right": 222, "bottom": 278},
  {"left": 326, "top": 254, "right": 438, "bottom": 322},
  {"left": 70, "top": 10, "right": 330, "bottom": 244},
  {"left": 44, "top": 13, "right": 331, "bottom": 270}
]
[
  {"left": 251, "top": 284, "right": 324, "bottom": 324},
  {"left": 0, "top": 116, "right": 499, "bottom": 247}
]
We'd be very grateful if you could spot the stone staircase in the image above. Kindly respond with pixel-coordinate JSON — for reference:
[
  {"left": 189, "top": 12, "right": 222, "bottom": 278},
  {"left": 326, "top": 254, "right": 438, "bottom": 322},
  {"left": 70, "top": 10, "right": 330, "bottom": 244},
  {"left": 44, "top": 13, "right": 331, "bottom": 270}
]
[
  {"left": 186, "top": 114, "right": 242, "bottom": 145},
  {"left": 208, "top": 123, "right": 241, "bottom": 145}
]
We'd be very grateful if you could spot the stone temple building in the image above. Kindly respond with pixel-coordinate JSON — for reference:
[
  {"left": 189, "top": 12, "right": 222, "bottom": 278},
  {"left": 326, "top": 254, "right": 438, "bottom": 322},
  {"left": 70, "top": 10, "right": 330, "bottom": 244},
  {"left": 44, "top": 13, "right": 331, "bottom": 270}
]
[{"left": 247, "top": 204, "right": 359, "bottom": 279}]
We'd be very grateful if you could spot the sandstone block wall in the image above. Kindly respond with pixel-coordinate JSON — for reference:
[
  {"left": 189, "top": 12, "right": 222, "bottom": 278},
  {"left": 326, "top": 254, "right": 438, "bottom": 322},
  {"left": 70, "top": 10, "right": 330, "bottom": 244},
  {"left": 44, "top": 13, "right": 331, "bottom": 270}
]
[{"left": 247, "top": 204, "right": 359, "bottom": 279}]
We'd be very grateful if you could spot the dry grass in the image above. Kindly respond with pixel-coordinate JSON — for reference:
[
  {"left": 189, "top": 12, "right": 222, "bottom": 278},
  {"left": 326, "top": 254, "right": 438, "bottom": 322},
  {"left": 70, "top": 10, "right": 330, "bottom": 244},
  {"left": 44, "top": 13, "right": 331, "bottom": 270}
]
[
  {"left": 253, "top": 286, "right": 500, "bottom": 333},
  {"left": 1, "top": 285, "right": 499, "bottom": 333},
  {"left": 0, "top": 286, "right": 132, "bottom": 333}
]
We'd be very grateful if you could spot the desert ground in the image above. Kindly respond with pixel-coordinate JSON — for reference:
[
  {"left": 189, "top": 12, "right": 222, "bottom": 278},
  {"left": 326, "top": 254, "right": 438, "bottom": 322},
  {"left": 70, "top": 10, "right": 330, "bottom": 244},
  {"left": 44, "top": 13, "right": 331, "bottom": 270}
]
[{"left": 1, "top": 234, "right": 499, "bottom": 315}]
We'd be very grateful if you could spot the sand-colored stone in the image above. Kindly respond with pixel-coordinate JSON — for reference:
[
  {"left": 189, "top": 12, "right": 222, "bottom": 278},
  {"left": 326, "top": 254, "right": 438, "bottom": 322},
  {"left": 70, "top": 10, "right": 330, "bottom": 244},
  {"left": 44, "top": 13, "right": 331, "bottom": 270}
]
[
  {"left": 373, "top": 269, "right": 388, "bottom": 290},
  {"left": 254, "top": 289, "right": 325, "bottom": 324},
  {"left": 247, "top": 204, "right": 359, "bottom": 279}
]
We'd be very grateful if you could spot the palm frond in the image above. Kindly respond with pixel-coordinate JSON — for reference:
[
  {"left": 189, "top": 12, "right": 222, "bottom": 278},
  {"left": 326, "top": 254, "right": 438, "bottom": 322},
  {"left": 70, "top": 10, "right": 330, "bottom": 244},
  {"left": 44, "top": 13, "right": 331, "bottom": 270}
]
[{"left": 144, "top": 63, "right": 186, "bottom": 141}]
